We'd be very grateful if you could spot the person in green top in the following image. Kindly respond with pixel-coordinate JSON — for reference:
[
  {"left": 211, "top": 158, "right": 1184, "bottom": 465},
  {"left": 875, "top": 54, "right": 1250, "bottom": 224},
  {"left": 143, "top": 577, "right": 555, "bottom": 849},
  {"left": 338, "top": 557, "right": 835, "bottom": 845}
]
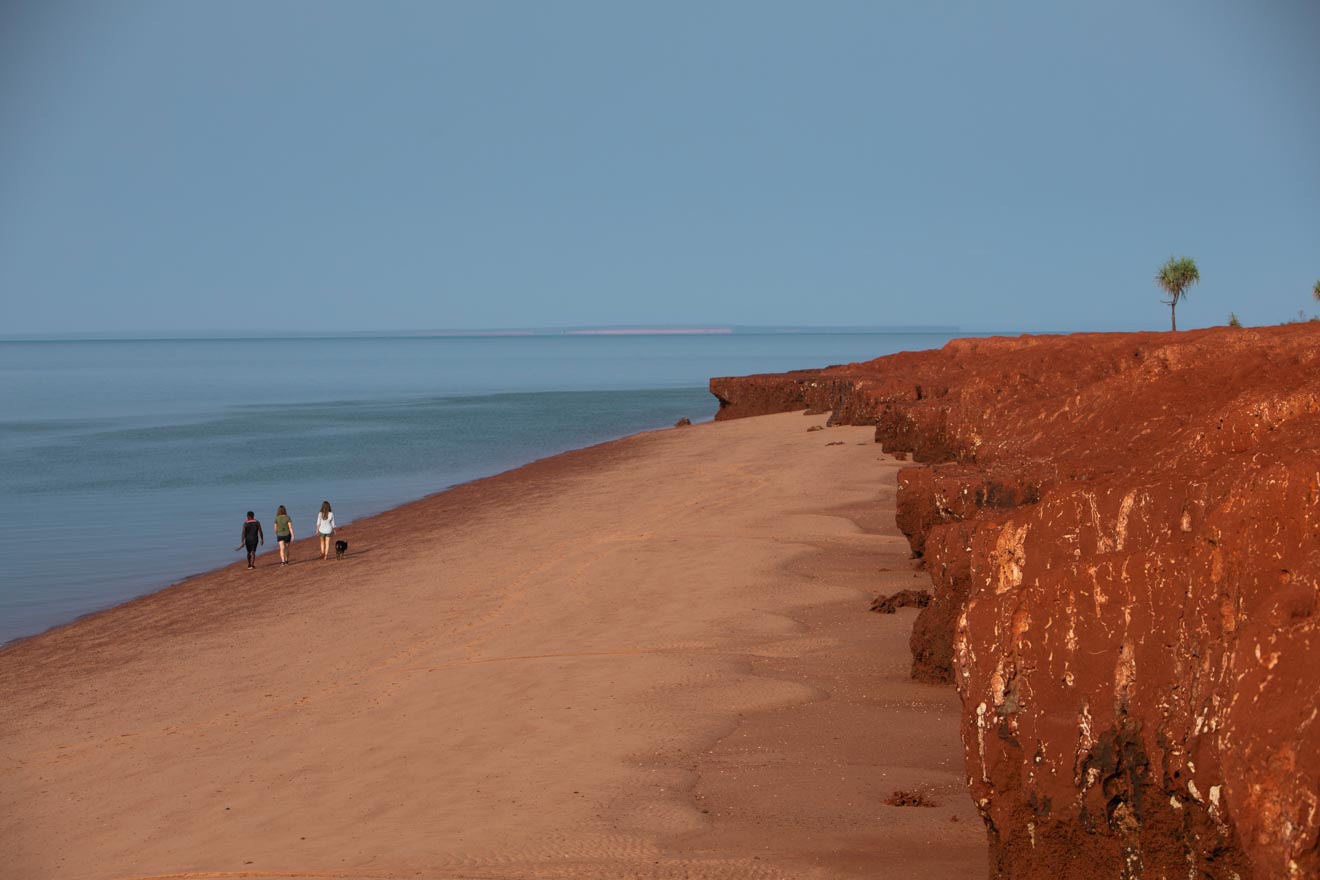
[{"left": 273, "top": 504, "right": 295, "bottom": 566}]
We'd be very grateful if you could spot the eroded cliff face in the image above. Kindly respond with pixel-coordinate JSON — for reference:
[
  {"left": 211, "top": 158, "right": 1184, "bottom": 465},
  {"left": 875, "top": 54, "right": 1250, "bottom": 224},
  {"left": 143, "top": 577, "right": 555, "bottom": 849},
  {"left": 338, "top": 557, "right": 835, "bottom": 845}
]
[{"left": 710, "top": 326, "right": 1320, "bottom": 879}]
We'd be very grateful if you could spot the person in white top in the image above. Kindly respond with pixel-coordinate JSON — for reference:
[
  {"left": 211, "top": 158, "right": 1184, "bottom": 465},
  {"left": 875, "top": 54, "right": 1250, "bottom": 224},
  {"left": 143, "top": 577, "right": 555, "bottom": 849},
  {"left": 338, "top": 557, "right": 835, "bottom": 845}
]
[{"left": 315, "top": 500, "right": 336, "bottom": 560}]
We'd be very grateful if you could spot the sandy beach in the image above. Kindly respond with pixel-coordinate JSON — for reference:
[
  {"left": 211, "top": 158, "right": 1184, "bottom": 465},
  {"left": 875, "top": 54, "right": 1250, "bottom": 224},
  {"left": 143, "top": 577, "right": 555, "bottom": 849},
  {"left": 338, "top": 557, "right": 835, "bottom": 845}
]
[{"left": 0, "top": 411, "right": 984, "bottom": 879}]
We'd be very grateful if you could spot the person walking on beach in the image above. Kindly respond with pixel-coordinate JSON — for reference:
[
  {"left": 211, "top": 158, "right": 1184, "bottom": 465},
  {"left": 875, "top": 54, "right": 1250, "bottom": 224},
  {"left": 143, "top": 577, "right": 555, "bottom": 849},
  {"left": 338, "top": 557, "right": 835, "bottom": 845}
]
[
  {"left": 315, "top": 501, "right": 336, "bottom": 560},
  {"left": 238, "top": 511, "right": 264, "bottom": 569},
  {"left": 274, "top": 504, "right": 294, "bottom": 565}
]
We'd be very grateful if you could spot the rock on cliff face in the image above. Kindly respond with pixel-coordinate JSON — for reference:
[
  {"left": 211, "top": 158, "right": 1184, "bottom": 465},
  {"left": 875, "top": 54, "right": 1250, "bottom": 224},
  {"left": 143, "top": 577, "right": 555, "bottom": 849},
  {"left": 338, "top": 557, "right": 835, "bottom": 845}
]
[{"left": 710, "top": 326, "right": 1320, "bottom": 879}]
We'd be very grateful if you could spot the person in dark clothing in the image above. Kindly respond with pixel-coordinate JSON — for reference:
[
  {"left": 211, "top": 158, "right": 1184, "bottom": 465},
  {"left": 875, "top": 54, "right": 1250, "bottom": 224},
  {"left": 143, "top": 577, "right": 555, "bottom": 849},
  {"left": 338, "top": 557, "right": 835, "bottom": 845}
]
[{"left": 239, "top": 511, "right": 264, "bottom": 569}]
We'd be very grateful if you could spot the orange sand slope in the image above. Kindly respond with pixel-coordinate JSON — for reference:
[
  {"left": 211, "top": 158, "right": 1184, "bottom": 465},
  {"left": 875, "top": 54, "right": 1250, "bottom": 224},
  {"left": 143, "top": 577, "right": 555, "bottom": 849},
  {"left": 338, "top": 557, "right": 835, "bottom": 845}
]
[{"left": 0, "top": 411, "right": 984, "bottom": 880}]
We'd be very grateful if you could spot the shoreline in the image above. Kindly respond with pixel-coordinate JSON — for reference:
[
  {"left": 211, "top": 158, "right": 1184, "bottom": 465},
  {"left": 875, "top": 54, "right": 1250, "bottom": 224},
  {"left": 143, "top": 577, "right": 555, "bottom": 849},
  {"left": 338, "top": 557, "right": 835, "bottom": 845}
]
[
  {"left": 0, "top": 411, "right": 715, "bottom": 651},
  {"left": 0, "top": 411, "right": 984, "bottom": 879},
  {"left": 0, "top": 423, "right": 682, "bottom": 667}
]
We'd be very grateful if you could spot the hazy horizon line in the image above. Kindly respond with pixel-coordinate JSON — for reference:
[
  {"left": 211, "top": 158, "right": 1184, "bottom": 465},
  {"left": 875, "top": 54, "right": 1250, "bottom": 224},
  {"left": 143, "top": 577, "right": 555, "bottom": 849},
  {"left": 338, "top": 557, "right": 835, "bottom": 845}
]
[{"left": 1, "top": 323, "right": 983, "bottom": 342}]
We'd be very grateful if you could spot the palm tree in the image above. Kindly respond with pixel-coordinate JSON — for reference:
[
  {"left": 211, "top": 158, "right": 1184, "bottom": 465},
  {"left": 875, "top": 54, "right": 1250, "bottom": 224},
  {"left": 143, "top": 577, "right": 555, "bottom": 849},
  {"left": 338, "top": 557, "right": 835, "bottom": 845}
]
[{"left": 1156, "top": 256, "right": 1200, "bottom": 331}]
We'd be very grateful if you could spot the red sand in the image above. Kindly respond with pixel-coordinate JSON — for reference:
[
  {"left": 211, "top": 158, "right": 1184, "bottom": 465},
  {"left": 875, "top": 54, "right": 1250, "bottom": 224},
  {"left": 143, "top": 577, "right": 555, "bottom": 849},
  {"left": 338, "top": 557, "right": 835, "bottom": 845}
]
[{"left": 0, "top": 411, "right": 985, "bottom": 879}]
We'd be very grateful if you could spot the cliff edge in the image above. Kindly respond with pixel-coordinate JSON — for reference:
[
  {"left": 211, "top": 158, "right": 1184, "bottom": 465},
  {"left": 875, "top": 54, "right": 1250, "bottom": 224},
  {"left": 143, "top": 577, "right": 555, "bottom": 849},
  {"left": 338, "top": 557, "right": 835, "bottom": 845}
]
[{"left": 710, "top": 326, "right": 1320, "bottom": 879}]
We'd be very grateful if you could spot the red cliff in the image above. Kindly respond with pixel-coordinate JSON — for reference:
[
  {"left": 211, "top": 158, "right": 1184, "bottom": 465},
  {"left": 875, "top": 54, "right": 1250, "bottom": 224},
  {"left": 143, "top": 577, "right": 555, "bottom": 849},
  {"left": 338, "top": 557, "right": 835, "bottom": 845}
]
[{"left": 711, "top": 326, "right": 1320, "bottom": 879}]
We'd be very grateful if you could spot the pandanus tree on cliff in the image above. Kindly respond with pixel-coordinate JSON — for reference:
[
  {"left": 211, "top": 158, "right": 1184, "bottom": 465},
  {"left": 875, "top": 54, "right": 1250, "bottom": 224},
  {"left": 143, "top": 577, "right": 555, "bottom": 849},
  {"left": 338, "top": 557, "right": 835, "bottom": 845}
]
[{"left": 1156, "top": 256, "right": 1200, "bottom": 331}]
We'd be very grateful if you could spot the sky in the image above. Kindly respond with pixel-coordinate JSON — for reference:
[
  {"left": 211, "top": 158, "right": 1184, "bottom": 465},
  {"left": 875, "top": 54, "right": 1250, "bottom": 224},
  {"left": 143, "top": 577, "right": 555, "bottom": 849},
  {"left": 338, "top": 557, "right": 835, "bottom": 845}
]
[{"left": 1, "top": 0, "right": 1317, "bottom": 336}]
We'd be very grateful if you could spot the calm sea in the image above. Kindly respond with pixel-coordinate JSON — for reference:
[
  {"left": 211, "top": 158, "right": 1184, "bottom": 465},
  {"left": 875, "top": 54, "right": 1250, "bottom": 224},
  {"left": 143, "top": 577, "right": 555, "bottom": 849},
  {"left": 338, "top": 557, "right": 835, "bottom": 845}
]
[{"left": 0, "top": 332, "right": 964, "bottom": 644}]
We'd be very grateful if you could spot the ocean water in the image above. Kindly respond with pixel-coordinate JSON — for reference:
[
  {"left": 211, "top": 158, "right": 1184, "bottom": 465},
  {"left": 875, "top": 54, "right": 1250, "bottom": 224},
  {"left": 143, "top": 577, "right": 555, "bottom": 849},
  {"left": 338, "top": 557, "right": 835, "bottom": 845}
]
[{"left": 0, "top": 332, "right": 964, "bottom": 644}]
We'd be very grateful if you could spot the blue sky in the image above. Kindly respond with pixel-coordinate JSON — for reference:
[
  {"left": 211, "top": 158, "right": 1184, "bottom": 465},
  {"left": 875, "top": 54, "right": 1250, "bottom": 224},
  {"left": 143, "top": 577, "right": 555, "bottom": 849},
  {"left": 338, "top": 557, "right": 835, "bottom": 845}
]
[{"left": 2, "top": 1, "right": 1317, "bottom": 335}]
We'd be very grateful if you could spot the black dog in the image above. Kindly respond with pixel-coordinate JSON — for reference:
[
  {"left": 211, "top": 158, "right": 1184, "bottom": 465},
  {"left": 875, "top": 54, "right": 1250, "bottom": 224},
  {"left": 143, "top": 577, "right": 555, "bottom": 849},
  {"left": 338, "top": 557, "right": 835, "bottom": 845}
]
[{"left": 334, "top": 540, "right": 348, "bottom": 560}]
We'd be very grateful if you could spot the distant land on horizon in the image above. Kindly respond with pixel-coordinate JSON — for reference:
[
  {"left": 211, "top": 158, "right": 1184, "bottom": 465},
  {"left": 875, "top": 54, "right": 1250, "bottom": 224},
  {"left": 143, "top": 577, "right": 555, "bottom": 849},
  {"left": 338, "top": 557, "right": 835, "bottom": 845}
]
[{"left": 1, "top": 324, "right": 970, "bottom": 342}]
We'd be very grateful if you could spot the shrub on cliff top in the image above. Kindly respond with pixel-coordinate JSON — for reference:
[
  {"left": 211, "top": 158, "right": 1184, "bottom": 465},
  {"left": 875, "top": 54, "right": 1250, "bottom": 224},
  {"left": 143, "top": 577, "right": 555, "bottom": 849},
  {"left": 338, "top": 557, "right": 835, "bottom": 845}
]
[
  {"left": 1156, "top": 256, "right": 1200, "bottom": 331},
  {"left": 1228, "top": 312, "right": 1242, "bottom": 328},
  {"left": 1313, "top": 279, "right": 1319, "bottom": 302}
]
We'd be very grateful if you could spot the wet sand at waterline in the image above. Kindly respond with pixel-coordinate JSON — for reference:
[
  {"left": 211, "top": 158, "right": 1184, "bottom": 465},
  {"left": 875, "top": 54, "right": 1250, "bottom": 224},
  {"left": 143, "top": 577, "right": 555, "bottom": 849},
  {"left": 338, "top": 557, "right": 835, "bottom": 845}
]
[{"left": 0, "top": 411, "right": 985, "bottom": 879}]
